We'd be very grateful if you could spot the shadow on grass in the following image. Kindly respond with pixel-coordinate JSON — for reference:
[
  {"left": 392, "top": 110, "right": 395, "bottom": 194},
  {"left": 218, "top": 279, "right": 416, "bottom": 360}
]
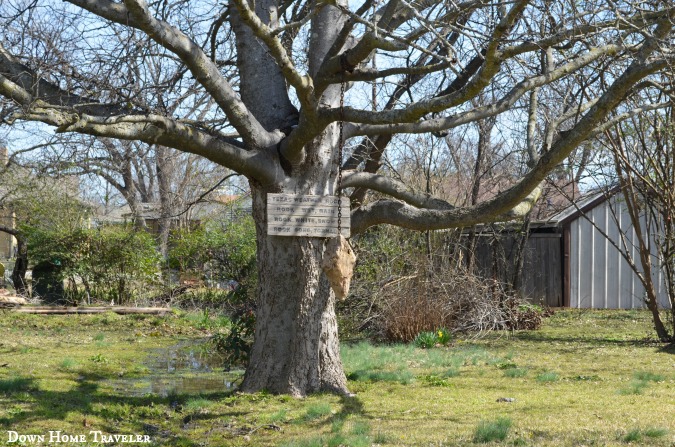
[
  {"left": 0, "top": 374, "right": 234, "bottom": 447},
  {"left": 336, "top": 393, "right": 365, "bottom": 419},
  {"left": 513, "top": 331, "right": 667, "bottom": 348},
  {"left": 658, "top": 343, "right": 675, "bottom": 355}
]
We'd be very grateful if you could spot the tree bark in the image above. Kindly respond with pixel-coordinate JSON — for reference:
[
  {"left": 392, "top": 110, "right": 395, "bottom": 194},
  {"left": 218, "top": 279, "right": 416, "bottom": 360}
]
[
  {"left": 11, "top": 235, "right": 27, "bottom": 295},
  {"left": 241, "top": 187, "right": 348, "bottom": 397},
  {"left": 155, "top": 145, "right": 173, "bottom": 259}
]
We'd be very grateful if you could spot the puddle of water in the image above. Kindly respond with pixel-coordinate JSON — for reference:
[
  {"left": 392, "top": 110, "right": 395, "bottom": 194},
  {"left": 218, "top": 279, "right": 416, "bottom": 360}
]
[
  {"left": 149, "top": 342, "right": 225, "bottom": 373},
  {"left": 107, "top": 340, "right": 244, "bottom": 397},
  {"left": 108, "top": 374, "right": 240, "bottom": 398}
]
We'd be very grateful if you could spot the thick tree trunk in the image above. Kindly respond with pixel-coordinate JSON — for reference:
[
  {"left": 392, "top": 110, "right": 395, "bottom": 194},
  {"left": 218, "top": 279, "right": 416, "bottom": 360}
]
[
  {"left": 231, "top": 1, "right": 347, "bottom": 395},
  {"left": 241, "top": 188, "right": 349, "bottom": 397}
]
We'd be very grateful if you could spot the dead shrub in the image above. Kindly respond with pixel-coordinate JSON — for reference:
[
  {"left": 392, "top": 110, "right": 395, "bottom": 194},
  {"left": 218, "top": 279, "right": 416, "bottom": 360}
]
[
  {"left": 345, "top": 228, "right": 550, "bottom": 342},
  {"left": 376, "top": 265, "right": 549, "bottom": 341}
]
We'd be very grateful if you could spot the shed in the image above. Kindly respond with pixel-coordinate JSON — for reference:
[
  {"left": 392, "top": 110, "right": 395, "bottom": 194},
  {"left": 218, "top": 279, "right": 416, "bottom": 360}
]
[
  {"left": 469, "top": 190, "right": 672, "bottom": 309},
  {"left": 552, "top": 190, "right": 671, "bottom": 309}
]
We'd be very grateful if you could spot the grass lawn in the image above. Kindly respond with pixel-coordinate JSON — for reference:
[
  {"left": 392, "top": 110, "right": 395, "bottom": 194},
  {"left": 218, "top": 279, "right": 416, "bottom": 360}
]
[{"left": 0, "top": 309, "right": 673, "bottom": 446}]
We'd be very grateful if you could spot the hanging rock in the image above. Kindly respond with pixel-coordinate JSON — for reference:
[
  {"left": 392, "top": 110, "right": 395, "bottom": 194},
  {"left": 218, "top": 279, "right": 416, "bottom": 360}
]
[{"left": 321, "top": 235, "right": 356, "bottom": 300}]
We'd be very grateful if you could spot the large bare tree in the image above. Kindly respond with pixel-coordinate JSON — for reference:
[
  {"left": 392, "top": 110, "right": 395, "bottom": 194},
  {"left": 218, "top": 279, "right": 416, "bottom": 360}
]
[{"left": 1, "top": 0, "right": 673, "bottom": 396}]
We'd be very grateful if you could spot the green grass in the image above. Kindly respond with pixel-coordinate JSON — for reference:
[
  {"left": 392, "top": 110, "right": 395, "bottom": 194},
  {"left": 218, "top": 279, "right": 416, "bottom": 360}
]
[
  {"left": 184, "top": 397, "right": 213, "bottom": 412},
  {"left": 59, "top": 357, "right": 77, "bottom": 369},
  {"left": 623, "top": 428, "right": 642, "bottom": 443},
  {"left": 303, "top": 402, "right": 332, "bottom": 421},
  {"left": 504, "top": 367, "right": 528, "bottom": 378},
  {"left": 0, "top": 309, "right": 674, "bottom": 446},
  {"left": 634, "top": 371, "right": 665, "bottom": 382},
  {"left": 263, "top": 409, "right": 288, "bottom": 424},
  {"left": 623, "top": 427, "right": 669, "bottom": 443},
  {"left": 536, "top": 371, "right": 560, "bottom": 383},
  {"left": 644, "top": 427, "right": 669, "bottom": 438},
  {"left": 0, "top": 377, "right": 33, "bottom": 393},
  {"left": 473, "top": 417, "right": 512, "bottom": 443},
  {"left": 618, "top": 370, "right": 665, "bottom": 395},
  {"left": 443, "top": 367, "right": 461, "bottom": 377},
  {"left": 618, "top": 379, "right": 649, "bottom": 395}
]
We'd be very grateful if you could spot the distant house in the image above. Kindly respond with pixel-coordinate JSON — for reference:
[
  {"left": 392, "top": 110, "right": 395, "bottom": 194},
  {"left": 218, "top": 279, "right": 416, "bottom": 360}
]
[
  {"left": 471, "top": 189, "right": 671, "bottom": 309},
  {"left": 93, "top": 193, "right": 253, "bottom": 234}
]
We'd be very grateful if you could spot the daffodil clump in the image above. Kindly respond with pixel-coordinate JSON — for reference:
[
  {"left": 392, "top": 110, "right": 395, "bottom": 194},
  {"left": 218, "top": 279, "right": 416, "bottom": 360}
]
[{"left": 414, "top": 328, "right": 452, "bottom": 348}]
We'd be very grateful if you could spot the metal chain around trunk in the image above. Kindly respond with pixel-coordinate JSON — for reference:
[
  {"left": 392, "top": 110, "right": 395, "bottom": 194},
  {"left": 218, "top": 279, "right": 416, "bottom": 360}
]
[{"left": 337, "top": 78, "right": 346, "bottom": 236}]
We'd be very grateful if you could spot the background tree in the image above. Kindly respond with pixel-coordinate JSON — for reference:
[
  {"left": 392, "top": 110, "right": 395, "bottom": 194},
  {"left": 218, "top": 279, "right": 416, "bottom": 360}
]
[
  {"left": 0, "top": 155, "right": 81, "bottom": 293},
  {"left": 603, "top": 102, "right": 675, "bottom": 342},
  {"left": 1, "top": 0, "right": 674, "bottom": 396},
  {"left": 35, "top": 137, "right": 234, "bottom": 257}
]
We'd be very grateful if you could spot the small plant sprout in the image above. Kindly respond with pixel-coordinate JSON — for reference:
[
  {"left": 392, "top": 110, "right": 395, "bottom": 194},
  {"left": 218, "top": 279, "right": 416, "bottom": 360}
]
[{"left": 436, "top": 328, "right": 452, "bottom": 345}]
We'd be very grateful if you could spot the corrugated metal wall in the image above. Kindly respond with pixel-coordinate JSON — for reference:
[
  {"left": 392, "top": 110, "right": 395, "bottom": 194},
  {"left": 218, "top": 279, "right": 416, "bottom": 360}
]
[{"left": 568, "top": 194, "right": 671, "bottom": 309}]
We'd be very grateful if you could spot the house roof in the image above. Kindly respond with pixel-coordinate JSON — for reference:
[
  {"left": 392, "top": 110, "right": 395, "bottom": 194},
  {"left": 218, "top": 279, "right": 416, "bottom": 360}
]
[
  {"left": 544, "top": 186, "right": 619, "bottom": 226},
  {"left": 93, "top": 193, "right": 253, "bottom": 224}
]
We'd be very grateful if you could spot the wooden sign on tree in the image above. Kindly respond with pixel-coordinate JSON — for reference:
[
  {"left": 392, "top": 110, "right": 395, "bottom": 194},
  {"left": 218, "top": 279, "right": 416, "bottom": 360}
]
[{"left": 266, "top": 194, "right": 350, "bottom": 237}]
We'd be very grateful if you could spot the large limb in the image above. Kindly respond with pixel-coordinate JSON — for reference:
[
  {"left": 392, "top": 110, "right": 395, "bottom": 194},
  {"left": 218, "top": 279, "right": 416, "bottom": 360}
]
[
  {"left": 342, "top": 171, "right": 454, "bottom": 209},
  {"left": 229, "top": 0, "right": 314, "bottom": 110},
  {"left": 0, "top": 225, "right": 18, "bottom": 237},
  {"left": 0, "top": 44, "right": 125, "bottom": 117},
  {"left": 0, "top": 74, "right": 278, "bottom": 185},
  {"left": 64, "top": 0, "right": 276, "bottom": 148}
]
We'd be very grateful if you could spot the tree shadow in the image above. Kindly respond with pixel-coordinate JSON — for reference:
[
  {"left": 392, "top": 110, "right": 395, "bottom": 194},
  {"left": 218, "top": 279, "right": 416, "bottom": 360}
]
[
  {"left": 336, "top": 392, "right": 365, "bottom": 419},
  {"left": 0, "top": 374, "right": 235, "bottom": 447},
  {"left": 658, "top": 343, "right": 675, "bottom": 355},
  {"left": 513, "top": 331, "right": 667, "bottom": 348}
]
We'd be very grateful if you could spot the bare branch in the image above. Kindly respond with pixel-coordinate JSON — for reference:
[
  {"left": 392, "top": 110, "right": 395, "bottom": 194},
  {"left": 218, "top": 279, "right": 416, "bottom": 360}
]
[
  {"left": 65, "top": 0, "right": 276, "bottom": 147},
  {"left": 346, "top": 44, "right": 627, "bottom": 135}
]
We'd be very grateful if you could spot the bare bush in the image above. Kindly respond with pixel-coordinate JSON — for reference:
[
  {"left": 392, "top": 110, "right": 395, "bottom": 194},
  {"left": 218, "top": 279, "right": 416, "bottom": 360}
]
[
  {"left": 378, "top": 265, "right": 546, "bottom": 342},
  {"left": 345, "top": 228, "right": 548, "bottom": 342}
]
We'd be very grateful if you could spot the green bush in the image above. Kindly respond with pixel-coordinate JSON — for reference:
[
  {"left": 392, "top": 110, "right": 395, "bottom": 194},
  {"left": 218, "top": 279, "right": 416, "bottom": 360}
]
[
  {"left": 25, "top": 216, "right": 162, "bottom": 304},
  {"left": 168, "top": 216, "right": 257, "bottom": 284},
  {"left": 85, "top": 226, "right": 162, "bottom": 304}
]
